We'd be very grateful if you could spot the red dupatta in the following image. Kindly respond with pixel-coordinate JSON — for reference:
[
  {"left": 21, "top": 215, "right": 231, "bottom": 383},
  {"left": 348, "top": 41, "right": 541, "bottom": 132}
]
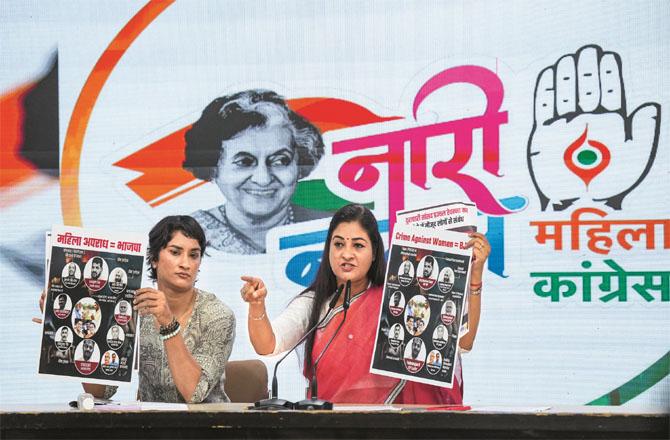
[{"left": 307, "top": 285, "right": 463, "bottom": 404}]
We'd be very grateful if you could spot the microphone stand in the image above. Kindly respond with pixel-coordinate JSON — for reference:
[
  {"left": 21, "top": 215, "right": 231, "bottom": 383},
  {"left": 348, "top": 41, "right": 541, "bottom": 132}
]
[
  {"left": 296, "top": 280, "right": 351, "bottom": 410},
  {"left": 252, "top": 284, "right": 344, "bottom": 411}
]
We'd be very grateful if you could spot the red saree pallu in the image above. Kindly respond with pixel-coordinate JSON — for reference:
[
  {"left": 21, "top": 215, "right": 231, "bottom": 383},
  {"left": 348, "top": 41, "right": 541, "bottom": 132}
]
[{"left": 307, "top": 286, "right": 463, "bottom": 404}]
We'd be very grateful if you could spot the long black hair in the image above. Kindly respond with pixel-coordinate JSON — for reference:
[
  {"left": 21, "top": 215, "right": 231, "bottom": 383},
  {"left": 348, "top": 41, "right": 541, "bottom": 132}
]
[{"left": 302, "top": 204, "right": 386, "bottom": 373}]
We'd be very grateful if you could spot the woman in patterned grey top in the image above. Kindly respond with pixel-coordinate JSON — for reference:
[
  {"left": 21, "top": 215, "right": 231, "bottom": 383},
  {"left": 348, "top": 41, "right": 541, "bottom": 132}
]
[
  {"left": 135, "top": 288, "right": 234, "bottom": 403},
  {"left": 84, "top": 215, "right": 235, "bottom": 403}
]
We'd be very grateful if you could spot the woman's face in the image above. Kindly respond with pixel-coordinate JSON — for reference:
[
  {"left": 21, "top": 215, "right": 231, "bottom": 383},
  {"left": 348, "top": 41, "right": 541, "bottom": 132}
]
[
  {"left": 329, "top": 221, "right": 374, "bottom": 291},
  {"left": 215, "top": 125, "right": 298, "bottom": 218},
  {"left": 154, "top": 231, "right": 202, "bottom": 293}
]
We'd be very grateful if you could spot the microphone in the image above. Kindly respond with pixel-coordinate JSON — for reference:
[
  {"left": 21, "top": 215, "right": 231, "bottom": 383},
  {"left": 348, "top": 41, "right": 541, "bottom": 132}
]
[
  {"left": 344, "top": 279, "right": 352, "bottom": 308},
  {"left": 252, "top": 283, "right": 344, "bottom": 410},
  {"left": 296, "top": 280, "right": 351, "bottom": 410},
  {"left": 328, "top": 283, "right": 346, "bottom": 310}
]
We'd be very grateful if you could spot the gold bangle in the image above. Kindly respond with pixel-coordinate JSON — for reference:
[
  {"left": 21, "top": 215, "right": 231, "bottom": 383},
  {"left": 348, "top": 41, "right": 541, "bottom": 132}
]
[{"left": 249, "top": 312, "right": 266, "bottom": 321}]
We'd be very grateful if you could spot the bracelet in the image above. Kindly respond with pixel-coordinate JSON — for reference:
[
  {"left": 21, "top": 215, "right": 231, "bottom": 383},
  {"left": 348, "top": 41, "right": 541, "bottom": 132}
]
[
  {"left": 470, "top": 281, "right": 482, "bottom": 289},
  {"left": 470, "top": 286, "right": 482, "bottom": 296},
  {"left": 159, "top": 323, "right": 181, "bottom": 341},
  {"left": 249, "top": 312, "right": 266, "bottom": 321},
  {"left": 159, "top": 317, "right": 179, "bottom": 336}
]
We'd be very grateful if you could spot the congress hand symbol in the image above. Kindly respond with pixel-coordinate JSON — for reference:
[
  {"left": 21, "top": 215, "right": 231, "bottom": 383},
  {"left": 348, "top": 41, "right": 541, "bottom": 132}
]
[{"left": 528, "top": 45, "right": 660, "bottom": 211}]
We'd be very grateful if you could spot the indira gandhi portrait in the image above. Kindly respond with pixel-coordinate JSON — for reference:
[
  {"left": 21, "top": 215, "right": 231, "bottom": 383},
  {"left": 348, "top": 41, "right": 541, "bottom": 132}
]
[{"left": 183, "top": 89, "right": 328, "bottom": 254}]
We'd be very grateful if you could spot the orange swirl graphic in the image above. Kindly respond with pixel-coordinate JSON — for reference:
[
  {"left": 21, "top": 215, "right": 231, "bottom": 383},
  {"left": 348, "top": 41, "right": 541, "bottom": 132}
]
[{"left": 61, "top": 0, "right": 174, "bottom": 225}]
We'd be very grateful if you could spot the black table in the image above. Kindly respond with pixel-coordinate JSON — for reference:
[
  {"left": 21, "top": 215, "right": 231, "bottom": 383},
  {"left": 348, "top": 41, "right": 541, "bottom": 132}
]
[{"left": 1, "top": 403, "right": 667, "bottom": 439}]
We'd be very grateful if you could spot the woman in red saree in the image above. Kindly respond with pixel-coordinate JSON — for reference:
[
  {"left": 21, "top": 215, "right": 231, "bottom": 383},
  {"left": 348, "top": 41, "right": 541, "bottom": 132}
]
[{"left": 241, "top": 204, "right": 490, "bottom": 404}]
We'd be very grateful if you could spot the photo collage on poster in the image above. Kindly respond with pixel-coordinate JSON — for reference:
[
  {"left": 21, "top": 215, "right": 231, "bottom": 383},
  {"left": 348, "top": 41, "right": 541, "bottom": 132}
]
[
  {"left": 38, "top": 226, "right": 146, "bottom": 385},
  {"left": 370, "top": 203, "right": 474, "bottom": 388},
  {"left": 396, "top": 202, "right": 477, "bottom": 336}
]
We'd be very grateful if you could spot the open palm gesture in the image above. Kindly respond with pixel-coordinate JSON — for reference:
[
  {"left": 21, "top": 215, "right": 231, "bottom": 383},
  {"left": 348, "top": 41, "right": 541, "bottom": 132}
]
[{"left": 528, "top": 45, "right": 660, "bottom": 211}]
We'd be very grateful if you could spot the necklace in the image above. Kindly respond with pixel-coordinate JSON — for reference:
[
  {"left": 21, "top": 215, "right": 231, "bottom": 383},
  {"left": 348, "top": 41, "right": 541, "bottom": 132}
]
[
  {"left": 214, "top": 204, "right": 295, "bottom": 253},
  {"left": 176, "top": 290, "right": 197, "bottom": 326},
  {"left": 221, "top": 204, "right": 295, "bottom": 227},
  {"left": 285, "top": 205, "right": 295, "bottom": 224}
]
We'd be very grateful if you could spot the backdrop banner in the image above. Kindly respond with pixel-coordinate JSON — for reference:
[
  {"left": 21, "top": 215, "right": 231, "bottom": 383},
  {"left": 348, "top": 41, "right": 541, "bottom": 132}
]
[{"left": 1, "top": 1, "right": 668, "bottom": 406}]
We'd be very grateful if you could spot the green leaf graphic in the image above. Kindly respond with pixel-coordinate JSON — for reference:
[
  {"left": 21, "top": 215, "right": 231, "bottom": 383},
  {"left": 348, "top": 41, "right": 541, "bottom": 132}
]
[
  {"left": 587, "top": 351, "right": 669, "bottom": 406},
  {"left": 292, "top": 179, "right": 373, "bottom": 212}
]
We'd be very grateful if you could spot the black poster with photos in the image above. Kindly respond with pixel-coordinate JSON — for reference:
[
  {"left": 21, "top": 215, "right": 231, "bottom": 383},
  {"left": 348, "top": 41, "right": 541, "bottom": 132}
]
[
  {"left": 396, "top": 201, "right": 478, "bottom": 337},
  {"left": 370, "top": 223, "right": 472, "bottom": 388},
  {"left": 38, "top": 226, "right": 146, "bottom": 385}
]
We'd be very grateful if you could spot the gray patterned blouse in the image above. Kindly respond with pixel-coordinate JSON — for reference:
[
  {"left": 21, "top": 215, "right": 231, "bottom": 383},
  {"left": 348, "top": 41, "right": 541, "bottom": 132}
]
[{"left": 104, "top": 289, "right": 235, "bottom": 403}]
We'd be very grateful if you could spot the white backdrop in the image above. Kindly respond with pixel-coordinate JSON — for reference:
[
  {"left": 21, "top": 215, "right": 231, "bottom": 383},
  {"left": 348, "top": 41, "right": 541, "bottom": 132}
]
[{"left": 1, "top": 0, "right": 668, "bottom": 407}]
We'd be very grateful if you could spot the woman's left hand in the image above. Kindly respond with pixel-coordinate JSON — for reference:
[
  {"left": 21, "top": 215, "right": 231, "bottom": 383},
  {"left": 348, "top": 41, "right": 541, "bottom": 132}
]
[
  {"left": 134, "top": 287, "right": 173, "bottom": 327},
  {"left": 465, "top": 232, "right": 491, "bottom": 278}
]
